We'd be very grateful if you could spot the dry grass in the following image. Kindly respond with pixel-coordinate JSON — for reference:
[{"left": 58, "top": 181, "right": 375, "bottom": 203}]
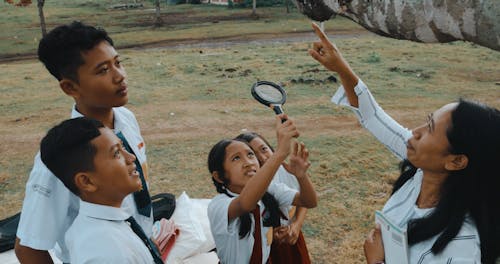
[{"left": 1, "top": 19, "right": 499, "bottom": 263}]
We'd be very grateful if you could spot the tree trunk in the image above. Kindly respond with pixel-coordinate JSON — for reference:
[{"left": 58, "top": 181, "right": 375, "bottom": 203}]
[
  {"left": 154, "top": 0, "right": 163, "bottom": 27},
  {"left": 285, "top": 0, "right": 289, "bottom": 13},
  {"left": 252, "top": 0, "right": 256, "bottom": 16},
  {"left": 292, "top": 0, "right": 500, "bottom": 51},
  {"left": 37, "top": 0, "right": 47, "bottom": 36}
]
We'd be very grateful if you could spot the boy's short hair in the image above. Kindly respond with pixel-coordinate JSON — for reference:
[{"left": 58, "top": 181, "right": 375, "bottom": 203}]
[
  {"left": 40, "top": 117, "right": 104, "bottom": 195},
  {"left": 38, "top": 21, "right": 114, "bottom": 82}
]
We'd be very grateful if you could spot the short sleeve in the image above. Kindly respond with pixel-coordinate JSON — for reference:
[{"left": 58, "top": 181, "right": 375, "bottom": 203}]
[
  {"left": 17, "top": 152, "right": 78, "bottom": 255},
  {"left": 267, "top": 182, "right": 297, "bottom": 208},
  {"left": 208, "top": 195, "right": 239, "bottom": 235}
]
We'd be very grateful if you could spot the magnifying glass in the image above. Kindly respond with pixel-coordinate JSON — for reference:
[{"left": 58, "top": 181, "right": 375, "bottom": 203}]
[{"left": 251, "top": 81, "right": 287, "bottom": 122}]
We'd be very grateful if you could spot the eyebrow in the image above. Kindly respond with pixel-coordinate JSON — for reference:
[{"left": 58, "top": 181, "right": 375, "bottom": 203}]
[{"left": 94, "top": 55, "right": 120, "bottom": 71}]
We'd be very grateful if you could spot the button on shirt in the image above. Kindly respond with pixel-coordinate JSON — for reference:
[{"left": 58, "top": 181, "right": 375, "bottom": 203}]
[
  {"left": 16, "top": 106, "right": 153, "bottom": 262},
  {"left": 332, "top": 80, "right": 481, "bottom": 263},
  {"left": 208, "top": 183, "right": 297, "bottom": 264},
  {"left": 65, "top": 200, "right": 155, "bottom": 264}
]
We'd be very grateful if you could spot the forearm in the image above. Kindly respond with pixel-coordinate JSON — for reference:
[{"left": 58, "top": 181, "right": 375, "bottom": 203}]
[
  {"left": 15, "top": 238, "right": 54, "bottom": 264},
  {"left": 293, "top": 176, "right": 317, "bottom": 208},
  {"left": 238, "top": 152, "right": 287, "bottom": 211},
  {"left": 292, "top": 206, "right": 308, "bottom": 229},
  {"left": 336, "top": 63, "right": 359, "bottom": 107}
]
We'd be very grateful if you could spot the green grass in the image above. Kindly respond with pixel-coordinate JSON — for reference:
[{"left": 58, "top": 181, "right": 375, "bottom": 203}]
[{"left": 0, "top": 1, "right": 363, "bottom": 57}]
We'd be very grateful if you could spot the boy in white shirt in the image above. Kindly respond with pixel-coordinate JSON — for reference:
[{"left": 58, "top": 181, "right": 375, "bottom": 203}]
[
  {"left": 15, "top": 21, "right": 153, "bottom": 263},
  {"left": 39, "top": 117, "right": 162, "bottom": 264}
]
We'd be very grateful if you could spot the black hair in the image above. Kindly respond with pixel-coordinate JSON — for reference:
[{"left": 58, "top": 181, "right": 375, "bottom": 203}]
[
  {"left": 40, "top": 117, "right": 104, "bottom": 195},
  {"left": 392, "top": 99, "right": 500, "bottom": 264},
  {"left": 38, "top": 21, "right": 114, "bottom": 82},
  {"left": 235, "top": 132, "right": 275, "bottom": 165},
  {"left": 208, "top": 139, "right": 283, "bottom": 239}
]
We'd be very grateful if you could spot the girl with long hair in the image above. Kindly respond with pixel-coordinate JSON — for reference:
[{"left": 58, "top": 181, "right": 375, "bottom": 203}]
[
  {"left": 207, "top": 115, "right": 317, "bottom": 264},
  {"left": 235, "top": 132, "right": 311, "bottom": 264}
]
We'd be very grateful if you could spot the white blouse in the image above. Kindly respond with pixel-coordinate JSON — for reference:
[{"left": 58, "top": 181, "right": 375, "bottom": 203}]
[{"left": 332, "top": 80, "right": 481, "bottom": 263}]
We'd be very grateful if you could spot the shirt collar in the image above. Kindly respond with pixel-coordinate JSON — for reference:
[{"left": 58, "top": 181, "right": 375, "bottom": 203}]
[
  {"left": 225, "top": 189, "right": 264, "bottom": 208},
  {"left": 79, "top": 200, "right": 131, "bottom": 221},
  {"left": 226, "top": 189, "right": 239, "bottom": 197},
  {"left": 70, "top": 105, "right": 124, "bottom": 131}
]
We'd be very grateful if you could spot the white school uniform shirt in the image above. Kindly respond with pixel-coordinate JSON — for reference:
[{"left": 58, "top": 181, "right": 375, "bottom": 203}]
[
  {"left": 331, "top": 80, "right": 481, "bottom": 263},
  {"left": 271, "top": 165, "right": 299, "bottom": 225},
  {"left": 16, "top": 106, "right": 153, "bottom": 262},
  {"left": 65, "top": 200, "right": 154, "bottom": 264},
  {"left": 208, "top": 183, "right": 297, "bottom": 264}
]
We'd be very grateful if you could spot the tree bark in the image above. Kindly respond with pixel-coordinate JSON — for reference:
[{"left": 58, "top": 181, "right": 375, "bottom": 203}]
[
  {"left": 37, "top": 0, "right": 47, "bottom": 36},
  {"left": 293, "top": 0, "right": 500, "bottom": 51}
]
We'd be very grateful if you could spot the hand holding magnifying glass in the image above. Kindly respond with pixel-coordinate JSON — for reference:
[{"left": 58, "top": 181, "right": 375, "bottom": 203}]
[{"left": 251, "top": 81, "right": 288, "bottom": 123}]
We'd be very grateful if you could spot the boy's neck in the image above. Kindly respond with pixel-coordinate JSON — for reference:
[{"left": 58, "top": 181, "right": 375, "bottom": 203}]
[
  {"left": 75, "top": 104, "right": 115, "bottom": 129},
  {"left": 80, "top": 194, "right": 124, "bottom": 208}
]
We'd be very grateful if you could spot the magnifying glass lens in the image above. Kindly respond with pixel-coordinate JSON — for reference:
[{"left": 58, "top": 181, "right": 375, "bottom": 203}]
[{"left": 255, "top": 85, "right": 284, "bottom": 103}]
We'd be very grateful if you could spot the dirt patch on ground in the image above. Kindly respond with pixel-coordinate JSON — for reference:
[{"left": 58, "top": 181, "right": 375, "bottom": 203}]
[{"left": 122, "top": 10, "right": 261, "bottom": 28}]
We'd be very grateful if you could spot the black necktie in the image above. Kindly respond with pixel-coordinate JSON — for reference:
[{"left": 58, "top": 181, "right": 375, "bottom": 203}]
[
  {"left": 116, "top": 131, "right": 152, "bottom": 217},
  {"left": 126, "top": 216, "right": 164, "bottom": 264}
]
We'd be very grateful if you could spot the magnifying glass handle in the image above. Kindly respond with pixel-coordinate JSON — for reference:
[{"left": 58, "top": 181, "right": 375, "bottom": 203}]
[{"left": 272, "top": 105, "right": 287, "bottom": 123}]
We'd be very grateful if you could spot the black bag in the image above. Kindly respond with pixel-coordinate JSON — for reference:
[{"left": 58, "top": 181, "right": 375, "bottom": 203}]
[
  {"left": 151, "top": 193, "right": 176, "bottom": 222},
  {"left": 0, "top": 212, "right": 20, "bottom": 253}
]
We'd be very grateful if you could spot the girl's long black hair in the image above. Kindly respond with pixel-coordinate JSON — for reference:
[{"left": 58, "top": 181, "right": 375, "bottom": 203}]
[
  {"left": 392, "top": 99, "right": 500, "bottom": 264},
  {"left": 208, "top": 139, "right": 283, "bottom": 239}
]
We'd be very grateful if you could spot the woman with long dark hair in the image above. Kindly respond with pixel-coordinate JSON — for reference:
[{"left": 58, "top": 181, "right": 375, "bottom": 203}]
[{"left": 309, "top": 23, "right": 500, "bottom": 264}]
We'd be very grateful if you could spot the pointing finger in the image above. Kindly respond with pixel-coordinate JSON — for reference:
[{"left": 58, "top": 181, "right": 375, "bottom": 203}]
[{"left": 312, "top": 22, "right": 330, "bottom": 44}]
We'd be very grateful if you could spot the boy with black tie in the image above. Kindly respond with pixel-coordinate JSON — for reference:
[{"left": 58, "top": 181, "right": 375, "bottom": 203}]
[{"left": 39, "top": 117, "right": 162, "bottom": 263}]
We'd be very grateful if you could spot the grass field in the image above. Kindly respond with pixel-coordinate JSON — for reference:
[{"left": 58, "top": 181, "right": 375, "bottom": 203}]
[
  {"left": 1, "top": 1, "right": 500, "bottom": 263},
  {"left": 0, "top": 0, "right": 363, "bottom": 58}
]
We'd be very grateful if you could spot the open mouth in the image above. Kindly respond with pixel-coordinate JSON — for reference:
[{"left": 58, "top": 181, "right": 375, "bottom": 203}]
[
  {"left": 116, "top": 87, "right": 128, "bottom": 95},
  {"left": 129, "top": 165, "right": 139, "bottom": 178},
  {"left": 116, "top": 83, "right": 128, "bottom": 95},
  {"left": 245, "top": 169, "right": 257, "bottom": 177}
]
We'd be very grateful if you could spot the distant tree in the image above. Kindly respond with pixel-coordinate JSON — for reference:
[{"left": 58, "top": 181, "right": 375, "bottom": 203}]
[
  {"left": 154, "top": 0, "right": 163, "bottom": 26},
  {"left": 4, "top": 0, "right": 46, "bottom": 36},
  {"left": 37, "top": 0, "right": 47, "bottom": 36}
]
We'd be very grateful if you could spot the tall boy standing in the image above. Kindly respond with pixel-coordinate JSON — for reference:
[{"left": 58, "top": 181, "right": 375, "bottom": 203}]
[{"left": 14, "top": 22, "right": 153, "bottom": 263}]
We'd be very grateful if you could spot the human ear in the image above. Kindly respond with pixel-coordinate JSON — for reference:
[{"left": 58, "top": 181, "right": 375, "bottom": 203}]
[
  {"left": 74, "top": 172, "right": 98, "bottom": 193},
  {"left": 212, "top": 171, "right": 224, "bottom": 184},
  {"left": 445, "top": 154, "right": 468, "bottom": 171},
  {"left": 59, "top": 79, "right": 80, "bottom": 99}
]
